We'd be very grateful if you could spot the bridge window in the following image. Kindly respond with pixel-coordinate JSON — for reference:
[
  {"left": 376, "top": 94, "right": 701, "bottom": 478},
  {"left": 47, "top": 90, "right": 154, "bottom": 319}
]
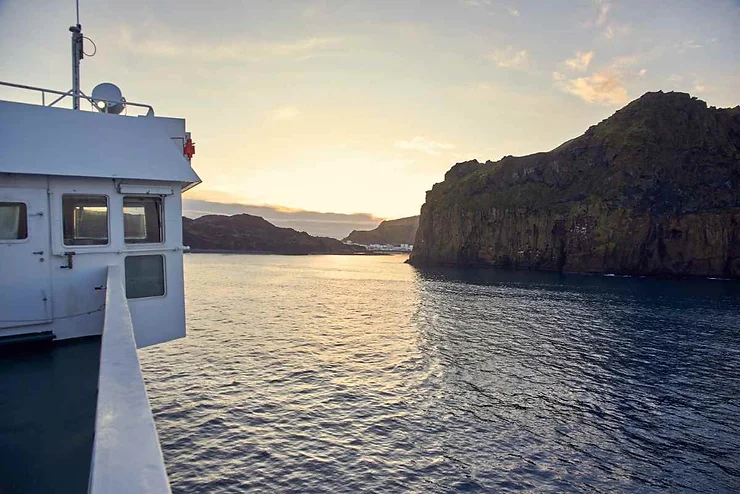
[
  {"left": 124, "top": 197, "right": 163, "bottom": 244},
  {"left": 63, "top": 195, "right": 109, "bottom": 246},
  {"left": 125, "top": 255, "right": 166, "bottom": 299},
  {"left": 0, "top": 202, "right": 27, "bottom": 240}
]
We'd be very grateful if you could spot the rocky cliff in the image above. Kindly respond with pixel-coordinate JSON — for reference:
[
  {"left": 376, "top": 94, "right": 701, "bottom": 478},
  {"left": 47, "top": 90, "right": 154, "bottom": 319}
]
[
  {"left": 343, "top": 216, "right": 419, "bottom": 245},
  {"left": 183, "top": 214, "right": 365, "bottom": 255},
  {"left": 409, "top": 92, "right": 740, "bottom": 278}
]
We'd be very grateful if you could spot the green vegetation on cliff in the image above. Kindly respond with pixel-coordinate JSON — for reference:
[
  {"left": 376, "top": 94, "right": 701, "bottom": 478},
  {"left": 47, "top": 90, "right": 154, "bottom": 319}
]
[
  {"left": 343, "top": 216, "right": 419, "bottom": 245},
  {"left": 409, "top": 91, "right": 740, "bottom": 278}
]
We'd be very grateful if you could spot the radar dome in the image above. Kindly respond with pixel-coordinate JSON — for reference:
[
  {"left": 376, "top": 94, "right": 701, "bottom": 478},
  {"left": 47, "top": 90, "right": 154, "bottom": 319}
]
[{"left": 91, "top": 82, "right": 126, "bottom": 114}]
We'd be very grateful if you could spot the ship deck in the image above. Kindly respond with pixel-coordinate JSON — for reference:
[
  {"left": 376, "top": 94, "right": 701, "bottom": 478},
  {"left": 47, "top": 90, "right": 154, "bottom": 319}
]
[{"left": 0, "top": 336, "right": 101, "bottom": 494}]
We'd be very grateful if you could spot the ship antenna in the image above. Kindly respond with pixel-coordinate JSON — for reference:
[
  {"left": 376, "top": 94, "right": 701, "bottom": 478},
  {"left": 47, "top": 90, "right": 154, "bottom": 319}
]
[{"left": 69, "top": 0, "right": 83, "bottom": 110}]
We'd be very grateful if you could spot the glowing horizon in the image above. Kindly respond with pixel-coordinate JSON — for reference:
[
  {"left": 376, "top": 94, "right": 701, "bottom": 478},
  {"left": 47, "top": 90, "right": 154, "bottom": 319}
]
[{"left": 1, "top": 0, "right": 738, "bottom": 219}]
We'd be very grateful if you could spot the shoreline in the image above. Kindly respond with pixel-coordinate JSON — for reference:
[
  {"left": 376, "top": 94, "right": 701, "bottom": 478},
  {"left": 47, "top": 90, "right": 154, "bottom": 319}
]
[
  {"left": 405, "top": 258, "right": 739, "bottom": 281},
  {"left": 187, "top": 249, "right": 408, "bottom": 256}
]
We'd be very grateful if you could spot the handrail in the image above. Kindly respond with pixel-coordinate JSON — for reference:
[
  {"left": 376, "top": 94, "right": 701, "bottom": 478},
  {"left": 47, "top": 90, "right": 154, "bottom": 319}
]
[
  {"left": 0, "top": 81, "right": 155, "bottom": 116},
  {"left": 88, "top": 265, "right": 172, "bottom": 494}
]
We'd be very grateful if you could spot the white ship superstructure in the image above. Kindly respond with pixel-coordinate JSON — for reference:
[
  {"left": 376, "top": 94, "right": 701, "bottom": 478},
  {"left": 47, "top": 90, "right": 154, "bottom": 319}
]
[
  {"left": 0, "top": 13, "right": 200, "bottom": 493},
  {"left": 0, "top": 98, "right": 199, "bottom": 345}
]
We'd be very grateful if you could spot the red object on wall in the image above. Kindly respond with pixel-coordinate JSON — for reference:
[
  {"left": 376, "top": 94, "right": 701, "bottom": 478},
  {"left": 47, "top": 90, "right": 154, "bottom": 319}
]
[{"left": 184, "top": 138, "right": 196, "bottom": 159}]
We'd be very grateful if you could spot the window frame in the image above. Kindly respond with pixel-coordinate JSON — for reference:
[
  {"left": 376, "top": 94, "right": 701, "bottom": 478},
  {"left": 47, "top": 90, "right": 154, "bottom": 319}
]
[
  {"left": 61, "top": 194, "right": 111, "bottom": 248},
  {"left": 123, "top": 195, "right": 165, "bottom": 245},
  {"left": 0, "top": 202, "right": 29, "bottom": 244},
  {"left": 124, "top": 254, "right": 167, "bottom": 300}
]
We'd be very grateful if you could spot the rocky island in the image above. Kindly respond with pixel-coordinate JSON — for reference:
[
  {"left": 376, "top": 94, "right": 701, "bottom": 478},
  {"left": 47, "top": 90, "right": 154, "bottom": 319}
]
[
  {"left": 183, "top": 214, "right": 365, "bottom": 255},
  {"left": 409, "top": 91, "right": 740, "bottom": 278},
  {"left": 343, "top": 216, "right": 419, "bottom": 245}
]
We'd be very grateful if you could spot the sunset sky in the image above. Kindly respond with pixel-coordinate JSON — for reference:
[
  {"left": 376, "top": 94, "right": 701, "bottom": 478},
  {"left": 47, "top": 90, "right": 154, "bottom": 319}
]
[{"left": 1, "top": 0, "right": 738, "bottom": 220}]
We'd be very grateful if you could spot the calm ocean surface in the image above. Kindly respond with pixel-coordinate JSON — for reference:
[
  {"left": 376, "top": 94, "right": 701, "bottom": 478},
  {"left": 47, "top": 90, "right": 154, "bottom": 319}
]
[{"left": 140, "top": 254, "right": 740, "bottom": 493}]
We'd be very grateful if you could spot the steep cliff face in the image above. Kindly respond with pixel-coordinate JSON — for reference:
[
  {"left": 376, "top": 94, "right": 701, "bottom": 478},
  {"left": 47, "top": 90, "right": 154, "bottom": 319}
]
[
  {"left": 343, "top": 216, "right": 419, "bottom": 245},
  {"left": 183, "top": 214, "right": 365, "bottom": 255},
  {"left": 409, "top": 92, "right": 740, "bottom": 277}
]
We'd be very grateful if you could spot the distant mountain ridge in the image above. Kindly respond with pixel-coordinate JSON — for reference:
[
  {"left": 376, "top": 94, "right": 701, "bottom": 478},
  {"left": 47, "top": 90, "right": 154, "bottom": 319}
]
[
  {"left": 183, "top": 199, "right": 382, "bottom": 239},
  {"left": 343, "top": 216, "right": 419, "bottom": 245},
  {"left": 183, "top": 214, "right": 365, "bottom": 255},
  {"left": 410, "top": 91, "right": 740, "bottom": 278}
]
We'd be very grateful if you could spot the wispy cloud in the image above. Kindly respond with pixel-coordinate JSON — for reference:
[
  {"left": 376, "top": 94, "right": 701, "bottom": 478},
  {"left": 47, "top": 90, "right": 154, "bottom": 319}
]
[
  {"left": 555, "top": 50, "right": 644, "bottom": 105},
  {"left": 271, "top": 106, "right": 301, "bottom": 121},
  {"left": 117, "top": 27, "right": 344, "bottom": 62},
  {"left": 489, "top": 46, "right": 529, "bottom": 69},
  {"left": 302, "top": 2, "right": 329, "bottom": 19},
  {"left": 396, "top": 137, "right": 455, "bottom": 156},
  {"left": 556, "top": 70, "right": 629, "bottom": 106},
  {"left": 565, "top": 51, "right": 594, "bottom": 72},
  {"left": 665, "top": 74, "right": 710, "bottom": 96},
  {"left": 462, "top": 1, "right": 519, "bottom": 17},
  {"left": 675, "top": 40, "right": 703, "bottom": 53},
  {"left": 595, "top": 0, "right": 611, "bottom": 26},
  {"left": 586, "top": 1, "right": 630, "bottom": 39},
  {"left": 603, "top": 23, "right": 631, "bottom": 39},
  {"left": 610, "top": 54, "right": 639, "bottom": 68}
]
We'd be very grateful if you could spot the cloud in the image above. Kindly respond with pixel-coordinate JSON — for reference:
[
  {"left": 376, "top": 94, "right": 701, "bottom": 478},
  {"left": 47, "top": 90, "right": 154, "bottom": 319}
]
[
  {"left": 676, "top": 40, "right": 703, "bottom": 53},
  {"left": 692, "top": 83, "right": 706, "bottom": 93},
  {"left": 595, "top": 1, "right": 611, "bottom": 26},
  {"left": 395, "top": 137, "right": 455, "bottom": 155},
  {"left": 565, "top": 51, "right": 594, "bottom": 72},
  {"left": 271, "top": 106, "right": 300, "bottom": 121},
  {"left": 610, "top": 54, "right": 639, "bottom": 68},
  {"left": 116, "top": 27, "right": 344, "bottom": 62},
  {"left": 302, "top": 2, "right": 328, "bottom": 19},
  {"left": 603, "top": 23, "right": 631, "bottom": 39},
  {"left": 558, "top": 71, "right": 629, "bottom": 105},
  {"left": 552, "top": 71, "right": 566, "bottom": 81},
  {"left": 462, "top": 1, "right": 519, "bottom": 17},
  {"left": 272, "top": 37, "right": 344, "bottom": 55},
  {"left": 639, "top": 68, "right": 647, "bottom": 77},
  {"left": 586, "top": 1, "right": 630, "bottom": 39},
  {"left": 489, "top": 46, "right": 529, "bottom": 69}
]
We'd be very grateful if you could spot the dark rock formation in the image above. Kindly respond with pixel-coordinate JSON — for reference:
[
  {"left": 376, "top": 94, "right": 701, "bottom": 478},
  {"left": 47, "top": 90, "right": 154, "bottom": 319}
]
[
  {"left": 343, "top": 216, "right": 419, "bottom": 245},
  {"left": 183, "top": 214, "right": 365, "bottom": 255},
  {"left": 409, "top": 91, "right": 740, "bottom": 278}
]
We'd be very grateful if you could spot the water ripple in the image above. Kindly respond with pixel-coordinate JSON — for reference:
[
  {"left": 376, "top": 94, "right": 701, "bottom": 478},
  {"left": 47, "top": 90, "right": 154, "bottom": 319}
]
[{"left": 140, "top": 255, "right": 740, "bottom": 493}]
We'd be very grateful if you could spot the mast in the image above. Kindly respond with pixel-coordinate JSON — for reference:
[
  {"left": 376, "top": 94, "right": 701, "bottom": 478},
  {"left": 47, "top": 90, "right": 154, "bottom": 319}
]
[{"left": 69, "top": 0, "right": 83, "bottom": 110}]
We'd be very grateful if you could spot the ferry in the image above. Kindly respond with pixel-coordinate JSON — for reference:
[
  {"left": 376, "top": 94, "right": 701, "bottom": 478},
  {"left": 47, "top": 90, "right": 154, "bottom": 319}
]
[{"left": 0, "top": 14, "right": 199, "bottom": 494}]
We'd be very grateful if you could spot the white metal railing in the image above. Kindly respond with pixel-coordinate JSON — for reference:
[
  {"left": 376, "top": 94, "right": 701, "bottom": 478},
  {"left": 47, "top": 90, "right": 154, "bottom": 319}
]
[
  {"left": 88, "top": 265, "right": 172, "bottom": 494},
  {"left": 0, "top": 81, "right": 155, "bottom": 116}
]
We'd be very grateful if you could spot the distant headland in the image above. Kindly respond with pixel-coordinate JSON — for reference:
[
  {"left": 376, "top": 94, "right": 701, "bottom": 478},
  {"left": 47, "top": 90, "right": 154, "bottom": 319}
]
[
  {"left": 183, "top": 214, "right": 366, "bottom": 255},
  {"left": 343, "top": 216, "right": 419, "bottom": 246}
]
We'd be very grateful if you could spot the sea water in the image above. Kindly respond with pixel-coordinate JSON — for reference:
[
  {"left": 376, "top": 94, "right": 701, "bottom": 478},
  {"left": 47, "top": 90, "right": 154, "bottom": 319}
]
[{"left": 140, "top": 254, "right": 740, "bottom": 493}]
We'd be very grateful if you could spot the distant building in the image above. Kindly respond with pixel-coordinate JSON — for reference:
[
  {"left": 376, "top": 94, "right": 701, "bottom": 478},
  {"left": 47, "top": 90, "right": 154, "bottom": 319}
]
[{"left": 344, "top": 241, "right": 412, "bottom": 252}]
